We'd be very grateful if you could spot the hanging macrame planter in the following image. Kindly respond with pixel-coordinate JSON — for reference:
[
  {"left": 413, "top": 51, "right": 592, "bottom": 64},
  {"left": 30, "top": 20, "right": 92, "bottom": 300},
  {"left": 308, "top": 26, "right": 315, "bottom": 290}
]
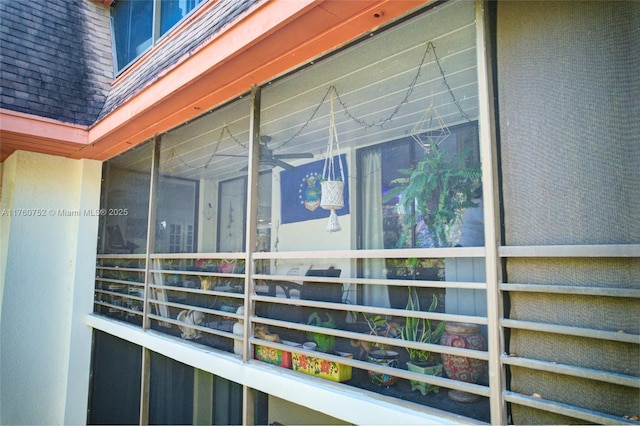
[{"left": 321, "top": 94, "right": 345, "bottom": 232}]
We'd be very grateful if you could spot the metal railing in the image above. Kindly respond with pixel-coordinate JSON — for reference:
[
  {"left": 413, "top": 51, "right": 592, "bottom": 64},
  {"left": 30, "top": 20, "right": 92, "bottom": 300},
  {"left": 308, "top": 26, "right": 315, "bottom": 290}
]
[{"left": 95, "top": 248, "right": 493, "bottom": 423}]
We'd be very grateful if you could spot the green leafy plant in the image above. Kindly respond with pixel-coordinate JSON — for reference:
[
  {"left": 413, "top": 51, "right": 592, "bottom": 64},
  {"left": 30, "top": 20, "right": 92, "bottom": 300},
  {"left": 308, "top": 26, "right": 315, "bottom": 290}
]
[
  {"left": 361, "top": 313, "right": 400, "bottom": 356},
  {"left": 384, "top": 143, "right": 481, "bottom": 248},
  {"left": 307, "top": 312, "right": 336, "bottom": 353},
  {"left": 400, "top": 290, "right": 446, "bottom": 363}
]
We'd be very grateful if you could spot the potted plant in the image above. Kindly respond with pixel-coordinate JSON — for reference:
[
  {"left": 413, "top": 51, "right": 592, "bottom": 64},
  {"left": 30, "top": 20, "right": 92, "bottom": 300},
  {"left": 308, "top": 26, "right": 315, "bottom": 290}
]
[
  {"left": 292, "top": 312, "right": 353, "bottom": 382},
  {"left": 400, "top": 290, "right": 446, "bottom": 395},
  {"left": 306, "top": 312, "right": 336, "bottom": 353},
  {"left": 361, "top": 313, "right": 401, "bottom": 386},
  {"left": 384, "top": 143, "right": 481, "bottom": 248},
  {"left": 385, "top": 257, "right": 444, "bottom": 309}
]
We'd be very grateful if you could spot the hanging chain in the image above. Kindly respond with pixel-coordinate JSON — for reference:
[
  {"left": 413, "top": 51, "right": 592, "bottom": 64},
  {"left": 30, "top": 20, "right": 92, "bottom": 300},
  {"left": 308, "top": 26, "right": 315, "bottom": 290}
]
[
  {"left": 161, "top": 125, "right": 246, "bottom": 173},
  {"left": 168, "top": 41, "right": 470, "bottom": 170},
  {"left": 321, "top": 93, "right": 345, "bottom": 182},
  {"left": 273, "top": 41, "right": 469, "bottom": 151}
]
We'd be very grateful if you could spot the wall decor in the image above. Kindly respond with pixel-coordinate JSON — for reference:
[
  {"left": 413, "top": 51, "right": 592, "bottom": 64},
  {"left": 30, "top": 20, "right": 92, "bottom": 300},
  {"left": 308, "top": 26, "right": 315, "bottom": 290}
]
[{"left": 280, "top": 155, "right": 349, "bottom": 225}]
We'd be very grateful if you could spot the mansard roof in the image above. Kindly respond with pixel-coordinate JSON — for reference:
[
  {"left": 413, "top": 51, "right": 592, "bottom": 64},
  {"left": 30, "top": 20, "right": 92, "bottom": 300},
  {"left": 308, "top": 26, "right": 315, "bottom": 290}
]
[
  {"left": 0, "top": 0, "right": 112, "bottom": 126},
  {"left": 98, "top": 0, "right": 258, "bottom": 122},
  {"left": 0, "top": 0, "right": 257, "bottom": 128},
  {"left": 0, "top": 0, "right": 423, "bottom": 161}
]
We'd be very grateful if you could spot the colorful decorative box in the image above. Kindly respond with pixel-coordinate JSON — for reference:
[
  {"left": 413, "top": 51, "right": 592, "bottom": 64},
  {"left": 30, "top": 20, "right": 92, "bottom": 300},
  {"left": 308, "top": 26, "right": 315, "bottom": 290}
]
[
  {"left": 291, "top": 351, "right": 353, "bottom": 382},
  {"left": 254, "top": 341, "right": 300, "bottom": 368}
]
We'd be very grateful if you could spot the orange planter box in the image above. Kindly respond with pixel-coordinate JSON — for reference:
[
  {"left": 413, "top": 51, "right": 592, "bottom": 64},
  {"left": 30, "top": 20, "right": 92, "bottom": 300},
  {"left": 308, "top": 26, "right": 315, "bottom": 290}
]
[
  {"left": 291, "top": 351, "right": 353, "bottom": 382},
  {"left": 254, "top": 341, "right": 300, "bottom": 368}
]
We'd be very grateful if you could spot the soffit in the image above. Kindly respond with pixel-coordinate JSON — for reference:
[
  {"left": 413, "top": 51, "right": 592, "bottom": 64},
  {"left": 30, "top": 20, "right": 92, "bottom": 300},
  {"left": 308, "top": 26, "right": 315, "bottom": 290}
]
[
  {"left": 113, "top": 0, "right": 478, "bottom": 184},
  {"left": 79, "top": 0, "right": 429, "bottom": 161},
  {"left": 0, "top": 0, "right": 429, "bottom": 163}
]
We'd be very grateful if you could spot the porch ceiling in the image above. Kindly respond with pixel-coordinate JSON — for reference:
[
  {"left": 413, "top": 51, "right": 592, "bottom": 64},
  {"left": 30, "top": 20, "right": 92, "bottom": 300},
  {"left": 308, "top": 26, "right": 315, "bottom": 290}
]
[
  {"left": 0, "top": 0, "right": 430, "bottom": 163},
  {"left": 113, "top": 0, "right": 479, "bottom": 184}
]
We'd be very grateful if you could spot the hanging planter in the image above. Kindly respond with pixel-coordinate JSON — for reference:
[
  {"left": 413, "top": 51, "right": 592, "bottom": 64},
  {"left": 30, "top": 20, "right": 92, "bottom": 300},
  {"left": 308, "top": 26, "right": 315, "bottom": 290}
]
[
  {"left": 321, "top": 94, "right": 345, "bottom": 232},
  {"left": 410, "top": 103, "right": 451, "bottom": 151}
]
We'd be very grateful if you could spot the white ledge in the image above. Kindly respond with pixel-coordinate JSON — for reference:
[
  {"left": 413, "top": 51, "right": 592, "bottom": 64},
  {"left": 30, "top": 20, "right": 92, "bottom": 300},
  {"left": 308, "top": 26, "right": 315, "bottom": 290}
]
[{"left": 87, "top": 314, "right": 482, "bottom": 425}]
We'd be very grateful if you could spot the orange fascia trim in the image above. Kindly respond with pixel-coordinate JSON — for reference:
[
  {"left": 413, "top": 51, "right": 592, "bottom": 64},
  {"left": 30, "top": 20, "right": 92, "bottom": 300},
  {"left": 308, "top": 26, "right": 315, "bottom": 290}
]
[
  {"left": 0, "top": 109, "right": 89, "bottom": 145},
  {"left": 85, "top": 0, "right": 319, "bottom": 156},
  {"left": 91, "top": 0, "right": 114, "bottom": 6},
  {"left": 79, "top": 0, "right": 428, "bottom": 160},
  {"left": 113, "top": 0, "right": 239, "bottom": 85}
]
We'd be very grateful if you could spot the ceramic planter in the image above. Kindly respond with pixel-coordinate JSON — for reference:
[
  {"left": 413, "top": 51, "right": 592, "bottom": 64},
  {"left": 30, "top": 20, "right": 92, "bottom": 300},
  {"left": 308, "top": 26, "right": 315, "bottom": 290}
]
[
  {"left": 440, "top": 322, "right": 486, "bottom": 402},
  {"left": 254, "top": 341, "right": 300, "bottom": 368},
  {"left": 406, "top": 361, "right": 443, "bottom": 395},
  {"left": 291, "top": 351, "right": 352, "bottom": 382},
  {"left": 367, "top": 350, "right": 399, "bottom": 386}
]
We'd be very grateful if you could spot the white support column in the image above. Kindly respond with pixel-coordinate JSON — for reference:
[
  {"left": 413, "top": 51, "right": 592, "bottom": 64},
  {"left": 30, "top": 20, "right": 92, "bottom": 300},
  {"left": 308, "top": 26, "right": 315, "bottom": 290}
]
[
  {"left": 475, "top": 1, "right": 507, "bottom": 424},
  {"left": 0, "top": 151, "right": 101, "bottom": 426},
  {"left": 243, "top": 85, "right": 261, "bottom": 426}
]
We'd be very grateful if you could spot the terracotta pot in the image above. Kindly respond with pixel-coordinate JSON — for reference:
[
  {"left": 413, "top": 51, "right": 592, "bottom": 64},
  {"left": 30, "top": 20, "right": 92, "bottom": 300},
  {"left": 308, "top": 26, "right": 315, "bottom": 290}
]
[
  {"left": 440, "top": 322, "right": 486, "bottom": 402},
  {"left": 367, "top": 350, "right": 399, "bottom": 386}
]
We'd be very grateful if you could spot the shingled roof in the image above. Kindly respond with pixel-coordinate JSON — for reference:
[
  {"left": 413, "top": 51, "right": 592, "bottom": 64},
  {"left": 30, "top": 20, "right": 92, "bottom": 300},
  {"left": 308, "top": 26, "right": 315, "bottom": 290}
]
[
  {"left": 0, "top": 0, "right": 258, "bottom": 129},
  {"left": 0, "top": 0, "right": 113, "bottom": 126},
  {"left": 98, "top": 0, "right": 258, "bottom": 122}
]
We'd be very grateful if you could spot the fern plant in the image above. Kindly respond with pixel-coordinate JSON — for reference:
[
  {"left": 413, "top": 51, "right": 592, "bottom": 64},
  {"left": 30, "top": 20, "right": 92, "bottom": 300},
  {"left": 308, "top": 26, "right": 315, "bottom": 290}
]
[{"left": 384, "top": 143, "right": 481, "bottom": 248}]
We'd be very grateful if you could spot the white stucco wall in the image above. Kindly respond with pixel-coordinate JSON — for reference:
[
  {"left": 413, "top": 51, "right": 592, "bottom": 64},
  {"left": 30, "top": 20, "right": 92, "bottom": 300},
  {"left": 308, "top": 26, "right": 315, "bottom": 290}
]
[{"left": 0, "top": 151, "right": 102, "bottom": 425}]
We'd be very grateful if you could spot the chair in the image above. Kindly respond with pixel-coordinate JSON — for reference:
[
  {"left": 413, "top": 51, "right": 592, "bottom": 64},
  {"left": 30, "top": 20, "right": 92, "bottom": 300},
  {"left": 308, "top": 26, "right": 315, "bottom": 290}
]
[
  {"left": 107, "top": 225, "right": 139, "bottom": 254},
  {"left": 300, "top": 267, "right": 342, "bottom": 303}
]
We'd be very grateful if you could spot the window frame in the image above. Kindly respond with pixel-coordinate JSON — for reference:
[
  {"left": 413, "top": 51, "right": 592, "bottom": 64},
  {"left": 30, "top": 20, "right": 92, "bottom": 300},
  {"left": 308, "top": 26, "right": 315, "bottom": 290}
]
[{"left": 110, "top": 0, "right": 206, "bottom": 74}]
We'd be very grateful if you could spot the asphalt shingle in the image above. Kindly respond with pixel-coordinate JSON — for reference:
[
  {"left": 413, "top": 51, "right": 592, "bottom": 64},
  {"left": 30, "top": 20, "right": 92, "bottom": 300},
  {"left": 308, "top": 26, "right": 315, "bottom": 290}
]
[{"left": 0, "top": 0, "right": 112, "bottom": 126}]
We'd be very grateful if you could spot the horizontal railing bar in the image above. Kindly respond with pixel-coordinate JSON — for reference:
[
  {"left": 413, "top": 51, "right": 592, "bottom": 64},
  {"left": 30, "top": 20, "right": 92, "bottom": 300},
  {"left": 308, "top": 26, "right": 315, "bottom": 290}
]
[
  {"left": 149, "top": 252, "right": 246, "bottom": 260},
  {"left": 501, "top": 319, "right": 640, "bottom": 344},
  {"left": 149, "top": 269, "right": 243, "bottom": 279},
  {"left": 251, "top": 294, "right": 488, "bottom": 325},
  {"left": 96, "top": 278, "right": 144, "bottom": 286},
  {"left": 252, "top": 294, "right": 352, "bottom": 310},
  {"left": 97, "top": 266, "right": 146, "bottom": 272},
  {"left": 498, "top": 244, "right": 640, "bottom": 258},
  {"left": 503, "top": 391, "right": 638, "bottom": 425},
  {"left": 254, "top": 274, "right": 486, "bottom": 290},
  {"left": 148, "top": 284, "right": 244, "bottom": 299},
  {"left": 147, "top": 298, "right": 243, "bottom": 320},
  {"left": 252, "top": 316, "right": 489, "bottom": 361},
  {"left": 252, "top": 247, "right": 485, "bottom": 260},
  {"left": 96, "top": 254, "right": 146, "bottom": 260},
  {"left": 502, "top": 355, "right": 640, "bottom": 388},
  {"left": 500, "top": 283, "right": 640, "bottom": 298},
  {"left": 95, "top": 289, "right": 143, "bottom": 300},
  {"left": 254, "top": 274, "right": 343, "bottom": 284},
  {"left": 94, "top": 301, "right": 142, "bottom": 316},
  {"left": 250, "top": 338, "right": 490, "bottom": 397},
  {"left": 96, "top": 246, "right": 489, "bottom": 261},
  {"left": 147, "top": 313, "right": 236, "bottom": 340},
  {"left": 95, "top": 289, "right": 138, "bottom": 298}
]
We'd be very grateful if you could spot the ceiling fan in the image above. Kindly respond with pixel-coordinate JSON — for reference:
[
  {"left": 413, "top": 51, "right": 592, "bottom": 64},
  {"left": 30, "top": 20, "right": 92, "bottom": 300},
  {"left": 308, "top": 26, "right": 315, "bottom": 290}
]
[{"left": 219, "top": 135, "right": 314, "bottom": 171}]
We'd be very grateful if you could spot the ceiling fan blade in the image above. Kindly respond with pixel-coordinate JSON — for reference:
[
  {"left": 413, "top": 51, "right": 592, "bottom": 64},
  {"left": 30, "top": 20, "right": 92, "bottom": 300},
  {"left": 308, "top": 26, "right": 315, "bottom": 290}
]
[
  {"left": 273, "top": 153, "right": 314, "bottom": 159},
  {"left": 240, "top": 159, "right": 296, "bottom": 171},
  {"left": 270, "top": 158, "right": 296, "bottom": 171}
]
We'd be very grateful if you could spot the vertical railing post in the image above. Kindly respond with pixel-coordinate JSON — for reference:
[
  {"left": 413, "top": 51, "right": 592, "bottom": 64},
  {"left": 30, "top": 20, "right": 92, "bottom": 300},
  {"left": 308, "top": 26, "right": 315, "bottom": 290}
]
[
  {"left": 142, "top": 135, "right": 161, "bottom": 331},
  {"left": 242, "top": 85, "right": 261, "bottom": 425},
  {"left": 139, "top": 347, "right": 151, "bottom": 425},
  {"left": 476, "top": 1, "right": 507, "bottom": 424},
  {"left": 138, "top": 136, "right": 160, "bottom": 425}
]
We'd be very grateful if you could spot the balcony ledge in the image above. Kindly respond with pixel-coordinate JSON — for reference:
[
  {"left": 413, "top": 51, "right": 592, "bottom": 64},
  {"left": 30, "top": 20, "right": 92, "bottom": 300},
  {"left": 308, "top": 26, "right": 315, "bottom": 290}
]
[{"left": 87, "top": 313, "right": 481, "bottom": 425}]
